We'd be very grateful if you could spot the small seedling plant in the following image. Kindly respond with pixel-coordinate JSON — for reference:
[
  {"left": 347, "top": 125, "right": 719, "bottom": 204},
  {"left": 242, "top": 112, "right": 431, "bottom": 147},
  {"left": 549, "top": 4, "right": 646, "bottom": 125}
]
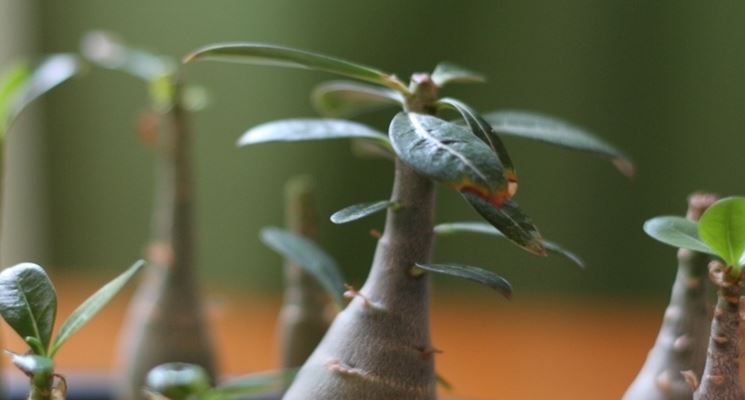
[
  {"left": 645, "top": 196, "right": 745, "bottom": 400},
  {"left": 0, "top": 260, "right": 144, "bottom": 400},
  {"left": 184, "top": 43, "right": 631, "bottom": 399}
]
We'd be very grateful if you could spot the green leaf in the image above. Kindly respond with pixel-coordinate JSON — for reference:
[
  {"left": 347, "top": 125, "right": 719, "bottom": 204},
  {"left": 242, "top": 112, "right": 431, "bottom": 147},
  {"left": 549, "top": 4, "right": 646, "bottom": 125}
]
[
  {"left": 643, "top": 216, "right": 715, "bottom": 255},
  {"left": 260, "top": 227, "right": 346, "bottom": 308},
  {"left": 0, "top": 62, "right": 31, "bottom": 136},
  {"left": 483, "top": 111, "right": 634, "bottom": 177},
  {"left": 203, "top": 369, "right": 297, "bottom": 400},
  {"left": 2, "top": 54, "right": 82, "bottom": 136},
  {"left": 49, "top": 260, "right": 145, "bottom": 356},
  {"left": 6, "top": 352, "right": 54, "bottom": 382},
  {"left": 434, "top": 222, "right": 584, "bottom": 268},
  {"left": 145, "top": 362, "right": 211, "bottom": 400},
  {"left": 698, "top": 197, "right": 745, "bottom": 267},
  {"left": 438, "top": 98, "right": 517, "bottom": 194},
  {"left": 330, "top": 200, "right": 396, "bottom": 224},
  {"left": 184, "top": 43, "right": 409, "bottom": 93},
  {"left": 0, "top": 263, "right": 57, "bottom": 354},
  {"left": 431, "top": 62, "right": 485, "bottom": 87},
  {"left": 312, "top": 80, "right": 403, "bottom": 118},
  {"left": 81, "top": 31, "right": 174, "bottom": 81},
  {"left": 462, "top": 192, "right": 546, "bottom": 256},
  {"left": 238, "top": 118, "right": 391, "bottom": 149},
  {"left": 414, "top": 263, "right": 512, "bottom": 299},
  {"left": 389, "top": 112, "right": 511, "bottom": 207}
]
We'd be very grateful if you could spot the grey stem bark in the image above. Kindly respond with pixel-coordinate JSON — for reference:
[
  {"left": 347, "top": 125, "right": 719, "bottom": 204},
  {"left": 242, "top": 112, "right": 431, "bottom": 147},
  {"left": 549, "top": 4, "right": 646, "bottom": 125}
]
[
  {"left": 278, "top": 176, "right": 334, "bottom": 369},
  {"left": 623, "top": 193, "right": 717, "bottom": 400},
  {"left": 693, "top": 264, "right": 745, "bottom": 400},
  {"left": 283, "top": 159, "right": 437, "bottom": 400},
  {"left": 117, "top": 79, "right": 217, "bottom": 399}
]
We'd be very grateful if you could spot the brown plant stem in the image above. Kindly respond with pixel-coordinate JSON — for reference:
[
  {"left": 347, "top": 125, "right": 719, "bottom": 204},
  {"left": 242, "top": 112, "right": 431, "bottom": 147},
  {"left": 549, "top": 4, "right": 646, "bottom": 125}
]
[
  {"left": 693, "top": 263, "right": 745, "bottom": 400},
  {"left": 117, "top": 78, "right": 217, "bottom": 399},
  {"left": 278, "top": 176, "right": 334, "bottom": 369},
  {"left": 623, "top": 193, "right": 717, "bottom": 400},
  {"left": 282, "top": 159, "right": 437, "bottom": 400}
]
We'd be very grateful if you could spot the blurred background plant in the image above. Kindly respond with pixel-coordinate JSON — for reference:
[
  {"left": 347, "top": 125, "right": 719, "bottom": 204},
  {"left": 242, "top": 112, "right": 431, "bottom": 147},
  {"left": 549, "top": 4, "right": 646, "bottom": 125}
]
[{"left": 0, "top": 1, "right": 744, "bottom": 399}]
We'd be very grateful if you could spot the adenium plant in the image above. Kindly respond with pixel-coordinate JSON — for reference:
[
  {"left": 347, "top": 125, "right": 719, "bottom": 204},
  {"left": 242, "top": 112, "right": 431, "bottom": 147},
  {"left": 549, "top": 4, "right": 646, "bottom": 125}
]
[
  {"left": 0, "top": 260, "right": 144, "bottom": 400},
  {"left": 644, "top": 196, "right": 745, "bottom": 400},
  {"left": 183, "top": 43, "right": 631, "bottom": 399}
]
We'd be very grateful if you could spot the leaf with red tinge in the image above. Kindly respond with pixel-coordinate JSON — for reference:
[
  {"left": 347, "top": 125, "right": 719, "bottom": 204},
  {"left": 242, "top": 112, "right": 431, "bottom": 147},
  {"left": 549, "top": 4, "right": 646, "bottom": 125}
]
[
  {"left": 462, "top": 192, "right": 545, "bottom": 256},
  {"left": 389, "top": 112, "right": 511, "bottom": 208},
  {"left": 414, "top": 263, "right": 512, "bottom": 299}
]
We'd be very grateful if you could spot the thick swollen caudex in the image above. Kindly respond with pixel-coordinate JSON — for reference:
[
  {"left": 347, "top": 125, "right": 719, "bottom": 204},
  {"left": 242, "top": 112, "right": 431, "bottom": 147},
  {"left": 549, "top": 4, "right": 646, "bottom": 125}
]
[
  {"left": 694, "top": 264, "right": 745, "bottom": 400},
  {"left": 117, "top": 82, "right": 217, "bottom": 400},
  {"left": 278, "top": 177, "right": 334, "bottom": 368},
  {"left": 623, "top": 193, "right": 716, "bottom": 400},
  {"left": 283, "top": 161, "right": 437, "bottom": 400}
]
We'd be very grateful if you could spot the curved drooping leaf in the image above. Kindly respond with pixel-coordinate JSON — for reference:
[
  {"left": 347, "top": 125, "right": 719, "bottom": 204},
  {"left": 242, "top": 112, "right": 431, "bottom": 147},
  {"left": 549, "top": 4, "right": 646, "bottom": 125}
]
[
  {"left": 431, "top": 62, "right": 485, "bottom": 87},
  {"left": 434, "top": 222, "right": 584, "bottom": 268},
  {"left": 81, "top": 31, "right": 174, "bottom": 81},
  {"left": 438, "top": 98, "right": 517, "bottom": 194},
  {"left": 389, "top": 112, "right": 510, "bottom": 207},
  {"left": 238, "top": 118, "right": 391, "bottom": 148},
  {"left": 415, "top": 263, "right": 512, "bottom": 299},
  {"left": 330, "top": 200, "right": 396, "bottom": 224},
  {"left": 0, "top": 263, "right": 57, "bottom": 353},
  {"left": 50, "top": 260, "right": 145, "bottom": 356},
  {"left": 260, "top": 227, "right": 346, "bottom": 308},
  {"left": 462, "top": 192, "right": 545, "bottom": 256},
  {"left": 2, "top": 54, "right": 82, "bottom": 136},
  {"left": 145, "top": 362, "right": 211, "bottom": 400},
  {"left": 698, "top": 197, "right": 745, "bottom": 267},
  {"left": 643, "top": 216, "right": 715, "bottom": 255},
  {"left": 203, "top": 369, "right": 297, "bottom": 400},
  {"left": 312, "top": 80, "right": 403, "bottom": 118},
  {"left": 184, "top": 43, "right": 409, "bottom": 93},
  {"left": 482, "top": 111, "right": 634, "bottom": 177}
]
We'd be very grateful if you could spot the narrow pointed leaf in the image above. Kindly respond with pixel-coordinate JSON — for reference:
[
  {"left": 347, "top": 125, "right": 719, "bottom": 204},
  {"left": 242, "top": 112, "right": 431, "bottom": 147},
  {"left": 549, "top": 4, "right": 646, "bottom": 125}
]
[
  {"left": 389, "top": 112, "right": 510, "bottom": 207},
  {"left": 238, "top": 118, "right": 391, "bottom": 148},
  {"left": 0, "top": 263, "right": 57, "bottom": 353},
  {"left": 2, "top": 54, "right": 82, "bottom": 136},
  {"left": 330, "top": 200, "right": 396, "bottom": 224},
  {"left": 698, "top": 197, "right": 745, "bottom": 266},
  {"left": 643, "top": 216, "right": 715, "bottom": 255},
  {"left": 146, "top": 363, "right": 211, "bottom": 400},
  {"left": 434, "top": 222, "right": 584, "bottom": 268},
  {"left": 204, "top": 369, "right": 297, "bottom": 399},
  {"left": 50, "top": 260, "right": 145, "bottom": 356},
  {"left": 415, "top": 263, "right": 512, "bottom": 299},
  {"left": 312, "top": 80, "right": 403, "bottom": 118},
  {"left": 462, "top": 192, "right": 545, "bottom": 256},
  {"left": 431, "top": 62, "right": 485, "bottom": 87},
  {"left": 438, "top": 98, "right": 517, "bottom": 194},
  {"left": 184, "top": 43, "right": 408, "bottom": 93},
  {"left": 81, "top": 31, "right": 174, "bottom": 81},
  {"left": 483, "top": 111, "right": 634, "bottom": 177},
  {"left": 260, "top": 227, "right": 346, "bottom": 308},
  {"left": 0, "top": 63, "right": 30, "bottom": 136}
]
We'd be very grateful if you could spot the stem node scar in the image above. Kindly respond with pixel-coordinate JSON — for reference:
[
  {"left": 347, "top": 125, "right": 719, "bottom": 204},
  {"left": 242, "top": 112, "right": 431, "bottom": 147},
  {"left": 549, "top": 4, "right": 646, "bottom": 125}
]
[
  {"left": 369, "top": 229, "right": 383, "bottom": 239},
  {"left": 706, "top": 374, "right": 726, "bottom": 385},
  {"left": 418, "top": 346, "right": 443, "bottom": 360},
  {"left": 325, "top": 359, "right": 365, "bottom": 378},
  {"left": 681, "top": 370, "right": 699, "bottom": 391},
  {"left": 344, "top": 284, "right": 372, "bottom": 308}
]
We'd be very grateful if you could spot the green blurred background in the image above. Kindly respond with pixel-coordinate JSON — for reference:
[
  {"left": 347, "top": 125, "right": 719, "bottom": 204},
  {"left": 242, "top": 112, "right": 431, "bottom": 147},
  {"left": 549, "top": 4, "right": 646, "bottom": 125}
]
[{"left": 2, "top": 0, "right": 745, "bottom": 300}]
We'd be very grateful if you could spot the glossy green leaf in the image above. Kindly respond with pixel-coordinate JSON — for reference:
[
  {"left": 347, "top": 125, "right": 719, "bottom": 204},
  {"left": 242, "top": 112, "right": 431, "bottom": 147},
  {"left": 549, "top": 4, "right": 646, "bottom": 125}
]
[
  {"left": 462, "top": 192, "right": 545, "bottom": 256},
  {"left": 438, "top": 98, "right": 517, "bottom": 193},
  {"left": 415, "top": 263, "right": 512, "bottom": 299},
  {"left": 146, "top": 362, "right": 211, "bottom": 400},
  {"left": 434, "top": 222, "right": 584, "bottom": 268},
  {"left": 184, "top": 43, "right": 409, "bottom": 93},
  {"left": 698, "top": 197, "right": 745, "bottom": 267},
  {"left": 389, "top": 112, "right": 510, "bottom": 207},
  {"left": 312, "top": 80, "right": 403, "bottom": 118},
  {"left": 643, "top": 216, "right": 715, "bottom": 255},
  {"left": 238, "top": 118, "right": 391, "bottom": 149},
  {"left": 431, "top": 62, "right": 485, "bottom": 87},
  {"left": 81, "top": 31, "right": 174, "bottom": 81},
  {"left": 261, "top": 227, "right": 346, "bottom": 308},
  {"left": 203, "top": 369, "right": 297, "bottom": 399},
  {"left": 483, "top": 111, "right": 634, "bottom": 177},
  {"left": 7, "top": 352, "right": 54, "bottom": 381},
  {"left": 50, "top": 260, "right": 145, "bottom": 356},
  {"left": 0, "top": 263, "right": 56, "bottom": 353},
  {"left": 2, "top": 54, "right": 82, "bottom": 136},
  {"left": 330, "top": 200, "right": 396, "bottom": 224}
]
